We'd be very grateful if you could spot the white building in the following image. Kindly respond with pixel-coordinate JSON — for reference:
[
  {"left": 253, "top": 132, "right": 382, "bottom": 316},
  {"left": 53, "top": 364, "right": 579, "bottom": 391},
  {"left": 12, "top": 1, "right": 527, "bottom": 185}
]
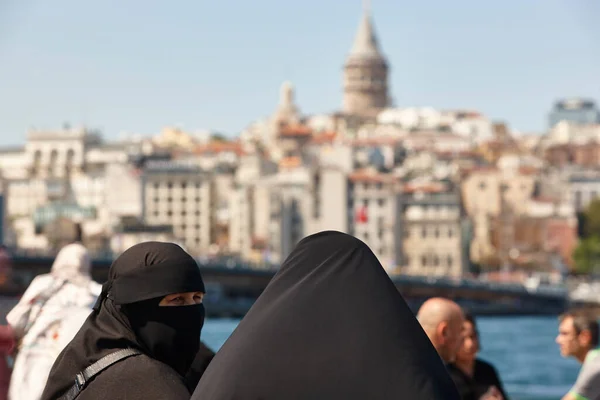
[
  {"left": 0, "top": 127, "right": 144, "bottom": 249},
  {"left": 400, "top": 184, "right": 466, "bottom": 278},
  {"left": 142, "top": 160, "right": 216, "bottom": 256}
]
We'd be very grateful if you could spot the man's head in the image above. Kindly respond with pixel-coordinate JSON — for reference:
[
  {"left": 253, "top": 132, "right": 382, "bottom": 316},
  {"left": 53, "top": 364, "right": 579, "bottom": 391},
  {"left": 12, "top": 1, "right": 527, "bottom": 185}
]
[
  {"left": 556, "top": 310, "right": 599, "bottom": 363},
  {"left": 416, "top": 297, "right": 465, "bottom": 363}
]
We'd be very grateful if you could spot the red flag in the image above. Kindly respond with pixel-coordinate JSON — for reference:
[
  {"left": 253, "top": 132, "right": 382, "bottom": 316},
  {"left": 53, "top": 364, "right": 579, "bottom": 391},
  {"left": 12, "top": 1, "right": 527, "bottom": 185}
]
[{"left": 356, "top": 206, "right": 368, "bottom": 224}]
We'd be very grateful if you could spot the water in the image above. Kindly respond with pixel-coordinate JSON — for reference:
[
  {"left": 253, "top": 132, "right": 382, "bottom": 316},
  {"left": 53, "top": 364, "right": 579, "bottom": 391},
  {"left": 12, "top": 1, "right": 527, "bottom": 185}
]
[{"left": 201, "top": 316, "right": 581, "bottom": 400}]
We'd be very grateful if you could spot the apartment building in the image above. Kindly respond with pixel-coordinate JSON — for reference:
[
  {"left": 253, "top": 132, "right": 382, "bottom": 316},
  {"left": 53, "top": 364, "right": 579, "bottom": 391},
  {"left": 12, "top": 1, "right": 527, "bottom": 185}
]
[
  {"left": 400, "top": 183, "right": 467, "bottom": 278},
  {"left": 142, "top": 160, "right": 215, "bottom": 256}
]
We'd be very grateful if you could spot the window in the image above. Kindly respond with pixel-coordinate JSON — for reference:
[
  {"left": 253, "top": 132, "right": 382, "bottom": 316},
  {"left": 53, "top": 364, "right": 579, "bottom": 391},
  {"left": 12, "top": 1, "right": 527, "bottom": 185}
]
[
  {"left": 421, "top": 255, "right": 427, "bottom": 267},
  {"left": 167, "top": 182, "right": 173, "bottom": 189},
  {"left": 378, "top": 199, "right": 385, "bottom": 207},
  {"left": 448, "top": 227, "right": 454, "bottom": 238},
  {"left": 478, "top": 181, "right": 486, "bottom": 190},
  {"left": 181, "top": 182, "right": 187, "bottom": 189},
  {"left": 447, "top": 255, "right": 453, "bottom": 267},
  {"left": 181, "top": 211, "right": 187, "bottom": 217},
  {"left": 421, "top": 227, "right": 427, "bottom": 238},
  {"left": 434, "top": 228, "right": 440, "bottom": 238},
  {"left": 433, "top": 255, "right": 439, "bottom": 266}
]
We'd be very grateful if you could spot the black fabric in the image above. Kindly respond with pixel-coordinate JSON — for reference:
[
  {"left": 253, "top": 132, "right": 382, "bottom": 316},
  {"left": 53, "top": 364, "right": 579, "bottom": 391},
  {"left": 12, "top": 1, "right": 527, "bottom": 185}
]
[
  {"left": 447, "top": 359, "right": 509, "bottom": 400},
  {"left": 192, "top": 231, "right": 460, "bottom": 400},
  {"left": 184, "top": 341, "right": 216, "bottom": 393},
  {"left": 74, "top": 355, "right": 192, "bottom": 400},
  {"left": 41, "top": 241, "right": 206, "bottom": 400},
  {"left": 122, "top": 298, "right": 205, "bottom": 375},
  {"left": 111, "top": 258, "right": 205, "bottom": 305},
  {"left": 57, "top": 348, "right": 142, "bottom": 400}
]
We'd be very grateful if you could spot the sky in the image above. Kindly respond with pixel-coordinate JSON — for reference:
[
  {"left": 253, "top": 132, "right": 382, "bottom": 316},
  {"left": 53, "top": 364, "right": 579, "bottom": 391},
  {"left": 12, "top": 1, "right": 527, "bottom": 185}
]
[{"left": 0, "top": 0, "right": 599, "bottom": 146}]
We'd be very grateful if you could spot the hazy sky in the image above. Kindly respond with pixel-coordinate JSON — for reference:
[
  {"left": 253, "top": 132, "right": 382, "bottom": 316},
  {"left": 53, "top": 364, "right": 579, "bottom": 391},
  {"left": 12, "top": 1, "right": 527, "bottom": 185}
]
[{"left": 0, "top": 0, "right": 599, "bottom": 146}]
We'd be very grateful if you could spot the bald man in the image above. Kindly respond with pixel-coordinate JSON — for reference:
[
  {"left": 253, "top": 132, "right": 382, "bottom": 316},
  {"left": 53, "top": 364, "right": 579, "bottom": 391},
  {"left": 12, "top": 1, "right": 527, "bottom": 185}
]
[{"left": 417, "top": 297, "right": 465, "bottom": 364}]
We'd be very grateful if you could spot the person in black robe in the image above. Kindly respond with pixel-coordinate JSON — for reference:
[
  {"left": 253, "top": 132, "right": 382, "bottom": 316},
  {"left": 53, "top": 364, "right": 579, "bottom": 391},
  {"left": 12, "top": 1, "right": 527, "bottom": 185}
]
[
  {"left": 41, "top": 241, "right": 206, "bottom": 400},
  {"left": 184, "top": 341, "right": 216, "bottom": 392},
  {"left": 192, "top": 231, "right": 460, "bottom": 400},
  {"left": 447, "top": 312, "right": 509, "bottom": 400}
]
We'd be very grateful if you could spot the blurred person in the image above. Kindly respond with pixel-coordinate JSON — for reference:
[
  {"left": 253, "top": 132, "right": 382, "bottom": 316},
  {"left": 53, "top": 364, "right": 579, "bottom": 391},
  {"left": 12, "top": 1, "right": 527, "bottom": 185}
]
[
  {"left": 417, "top": 297, "right": 465, "bottom": 364},
  {"left": 192, "top": 231, "right": 459, "bottom": 399},
  {"left": 447, "top": 312, "right": 508, "bottom": 400},
  {"left": 556, "top": 310, "right": 600, "bottom": 400},
  {"left": 0, "top": 246, "right": 14, "bottom": 400},
  {"left": 0, "top": 326, "right": 15, "bottom": 400},
  {"left": 7, "top": 243, "right": 101, "bottom": 400},
  {"left": 41, "top": 241, "right": 206, "bottom": 400}
]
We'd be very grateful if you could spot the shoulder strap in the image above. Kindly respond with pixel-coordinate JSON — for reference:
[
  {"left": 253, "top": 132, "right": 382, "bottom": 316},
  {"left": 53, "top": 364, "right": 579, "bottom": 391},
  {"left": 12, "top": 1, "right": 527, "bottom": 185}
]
[{"left": 57, "top": 348, "right": 143, "bottom": 400}]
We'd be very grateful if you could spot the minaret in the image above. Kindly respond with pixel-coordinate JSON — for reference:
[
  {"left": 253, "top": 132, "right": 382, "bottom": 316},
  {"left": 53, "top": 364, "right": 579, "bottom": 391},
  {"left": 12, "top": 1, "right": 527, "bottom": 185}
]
[
  {"left": 342, "top": 0, "right": 390, "bottom": 117},
  {"left": 275, "top": 81, "right": 300, "bottom": 124}
]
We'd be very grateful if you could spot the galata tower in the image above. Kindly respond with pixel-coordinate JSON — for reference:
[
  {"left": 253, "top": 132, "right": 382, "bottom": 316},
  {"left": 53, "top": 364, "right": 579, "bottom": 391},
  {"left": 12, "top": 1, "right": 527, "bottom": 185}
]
[{"left": 342, "top": 2, "right": 390, "bottom": 117}]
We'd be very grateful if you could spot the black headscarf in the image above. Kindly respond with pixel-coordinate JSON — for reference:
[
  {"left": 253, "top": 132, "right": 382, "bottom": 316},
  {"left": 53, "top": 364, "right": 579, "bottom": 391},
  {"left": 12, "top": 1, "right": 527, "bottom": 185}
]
[
  {"left": 41, "top": 241, "right": 206, "bottom": 400},
  {"left": 192, "top": 231, "right": 460, "bottom": 399}
]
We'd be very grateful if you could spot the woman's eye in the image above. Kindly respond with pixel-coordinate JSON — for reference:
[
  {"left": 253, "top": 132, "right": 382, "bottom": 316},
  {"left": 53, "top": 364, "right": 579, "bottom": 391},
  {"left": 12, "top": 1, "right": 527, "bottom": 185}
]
[{"left": 170, "top": 297, "right": 183, "bottom": 304}]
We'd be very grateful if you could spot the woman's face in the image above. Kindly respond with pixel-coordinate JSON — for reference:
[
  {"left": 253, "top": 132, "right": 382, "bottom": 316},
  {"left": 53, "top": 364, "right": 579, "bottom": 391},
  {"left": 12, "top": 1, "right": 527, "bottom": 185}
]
[
  {"left": 456, "top": 320, "right": 479, "bottom": 363},
  {"left": 159, "top": 291, "right": 204, "bottom": 307}
]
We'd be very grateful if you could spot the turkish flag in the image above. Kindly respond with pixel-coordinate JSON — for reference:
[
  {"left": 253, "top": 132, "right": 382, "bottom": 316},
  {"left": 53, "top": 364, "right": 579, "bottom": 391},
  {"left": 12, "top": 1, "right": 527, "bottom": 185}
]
[{"left": 356, "top": 206, "right": 368, "bottom": 224}]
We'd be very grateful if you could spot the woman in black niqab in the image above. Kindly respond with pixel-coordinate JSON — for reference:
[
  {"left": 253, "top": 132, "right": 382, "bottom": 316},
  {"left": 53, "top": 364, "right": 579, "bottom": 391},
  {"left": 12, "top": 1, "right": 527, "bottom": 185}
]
[
  {"left": 192, "top": 231, "right": 460, "bottom": 399},
  {"left": 41, "top": 241, "right": 206, "bottom": 400}
]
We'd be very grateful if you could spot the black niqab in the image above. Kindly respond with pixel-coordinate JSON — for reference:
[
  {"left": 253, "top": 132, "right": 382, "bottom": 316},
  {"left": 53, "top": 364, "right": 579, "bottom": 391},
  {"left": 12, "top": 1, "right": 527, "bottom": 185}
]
[
  {"left": 41, "top": 241, "right": 206, "bottom": 400},
  {"left": 192, "top": 231, "right": 460, "bottom": 399}
]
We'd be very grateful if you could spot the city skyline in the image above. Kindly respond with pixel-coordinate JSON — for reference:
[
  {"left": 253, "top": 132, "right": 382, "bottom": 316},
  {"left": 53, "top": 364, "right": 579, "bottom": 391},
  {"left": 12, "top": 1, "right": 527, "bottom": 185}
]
[{"left": 1, "top": 0, "right": 599, "bottom": 146}]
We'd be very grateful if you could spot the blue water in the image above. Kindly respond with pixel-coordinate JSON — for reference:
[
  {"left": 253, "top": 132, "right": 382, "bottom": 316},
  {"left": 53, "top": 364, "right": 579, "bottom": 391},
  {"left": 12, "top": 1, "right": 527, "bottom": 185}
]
[{"left": 201, "top": 316, "right": 581, "bottom": 400}]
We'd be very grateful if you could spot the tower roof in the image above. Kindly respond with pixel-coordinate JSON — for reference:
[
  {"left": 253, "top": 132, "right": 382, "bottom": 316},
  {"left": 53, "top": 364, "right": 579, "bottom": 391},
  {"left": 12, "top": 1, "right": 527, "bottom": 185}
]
[{"left": 347, "top": 2, "right": 385, "bottom": 62}]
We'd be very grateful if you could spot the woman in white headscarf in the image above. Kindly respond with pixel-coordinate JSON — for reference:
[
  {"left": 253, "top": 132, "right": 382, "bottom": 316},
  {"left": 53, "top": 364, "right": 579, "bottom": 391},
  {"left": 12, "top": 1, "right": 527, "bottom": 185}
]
[{"left": 6, "top": 242, "right": 101, "bottom": 400}]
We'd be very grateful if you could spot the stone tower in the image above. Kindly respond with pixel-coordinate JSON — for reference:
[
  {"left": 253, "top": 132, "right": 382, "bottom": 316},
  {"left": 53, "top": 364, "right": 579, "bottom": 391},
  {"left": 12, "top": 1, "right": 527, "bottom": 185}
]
[{"left": 342, "top": 2, "right": 390, "bottom": 117}]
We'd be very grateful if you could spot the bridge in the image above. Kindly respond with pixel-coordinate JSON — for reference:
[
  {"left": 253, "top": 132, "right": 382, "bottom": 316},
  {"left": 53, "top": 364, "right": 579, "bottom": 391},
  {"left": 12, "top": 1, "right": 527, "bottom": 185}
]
[{"left": 3, "top": 250, "right": 577, "bottom": 317}]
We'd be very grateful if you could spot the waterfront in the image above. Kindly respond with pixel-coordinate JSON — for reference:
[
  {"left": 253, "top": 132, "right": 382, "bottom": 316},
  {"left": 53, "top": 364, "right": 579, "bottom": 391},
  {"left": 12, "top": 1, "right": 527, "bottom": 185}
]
[{"left": 202, "top": 316, "right": 580, "bottom": 400}]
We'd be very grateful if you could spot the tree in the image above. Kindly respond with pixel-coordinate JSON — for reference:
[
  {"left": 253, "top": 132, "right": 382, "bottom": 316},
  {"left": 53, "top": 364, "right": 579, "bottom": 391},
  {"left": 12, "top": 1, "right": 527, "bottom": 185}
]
[
  {"left": 583, "top": 199, "right": 600, "bottom": 237},
  {"left": 573, "top": 235, "right": 600, "bottom": 275},
  {"left": 210, "top": 133, "right": 228, "bottom": 142}
]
